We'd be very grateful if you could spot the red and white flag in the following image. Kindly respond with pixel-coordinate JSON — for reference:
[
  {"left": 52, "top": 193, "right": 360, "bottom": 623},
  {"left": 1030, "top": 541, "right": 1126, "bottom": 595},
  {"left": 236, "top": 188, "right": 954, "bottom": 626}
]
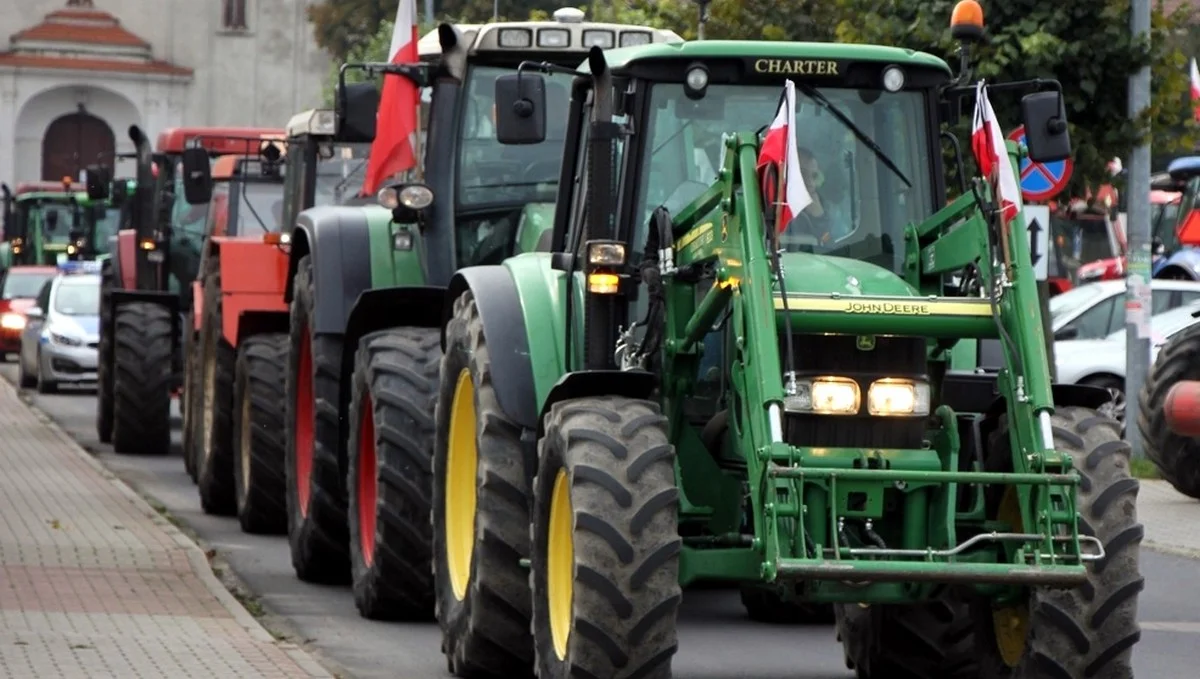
[
  {"left": 1189, "top": 57, "right": 1200, "bottom": 122},
  {"left": 970, "top": 81, "right": 1022, "bottom": 225},
  {"left": 757, "top": 80, "right": 812, "bottom": 233},
  {"left": 362, "top": 0, "right": 420, "bottom": 196}
]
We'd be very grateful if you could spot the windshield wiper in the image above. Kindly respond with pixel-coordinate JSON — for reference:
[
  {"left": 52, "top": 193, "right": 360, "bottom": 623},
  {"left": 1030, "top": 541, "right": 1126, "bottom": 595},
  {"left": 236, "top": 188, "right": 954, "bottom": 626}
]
[
  {"left": 794, "top": 83, "right": 911, "bottom": 189},
  {"left": 239, "top": 181, "right": 270, "bottom": 234}
]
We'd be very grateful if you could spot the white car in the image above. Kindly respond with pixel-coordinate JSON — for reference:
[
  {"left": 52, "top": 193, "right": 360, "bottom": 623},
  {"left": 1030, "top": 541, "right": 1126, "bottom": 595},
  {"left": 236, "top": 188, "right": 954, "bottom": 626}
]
[
  {"left": 1049, "top": 279, "right": 1200, "bottom": 343},
  {"left": 1056, "top": 302, "right": 1200, "bottom": 392}
]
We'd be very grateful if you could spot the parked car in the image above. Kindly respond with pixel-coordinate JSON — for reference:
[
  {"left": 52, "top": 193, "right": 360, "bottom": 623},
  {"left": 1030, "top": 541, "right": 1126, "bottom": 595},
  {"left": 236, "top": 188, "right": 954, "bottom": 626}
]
[
  {"left": 0, "top": 264, "right": 57, "bottom": 361},
  {"left": 17, "top": 261, "right": 101, "bottom": 393},
  {"left": 1056, "top": 301, "right": 1200, "bottom": 401},
  {"left": 1050, "top": 278, "right": 1200, "bottom": 342}
]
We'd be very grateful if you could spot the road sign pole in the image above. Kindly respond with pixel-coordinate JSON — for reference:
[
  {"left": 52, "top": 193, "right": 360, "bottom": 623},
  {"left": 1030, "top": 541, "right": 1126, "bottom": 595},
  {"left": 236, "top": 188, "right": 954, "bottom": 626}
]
[{"left": 1125, "top": 0, "right": 1152, "bottom": 458}]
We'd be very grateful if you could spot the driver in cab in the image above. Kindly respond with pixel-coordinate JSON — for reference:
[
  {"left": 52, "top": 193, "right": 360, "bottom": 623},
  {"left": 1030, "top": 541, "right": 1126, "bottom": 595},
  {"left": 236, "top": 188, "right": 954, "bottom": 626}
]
[{"left": 781, "top": 146, "right": 834, "bottom": 247}]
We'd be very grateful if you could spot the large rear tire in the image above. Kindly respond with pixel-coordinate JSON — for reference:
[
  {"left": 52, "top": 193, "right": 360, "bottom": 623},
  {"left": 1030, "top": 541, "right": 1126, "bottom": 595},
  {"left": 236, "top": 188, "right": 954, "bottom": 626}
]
[
  {"left": 197, "top": 259, "right": 236, "bottom": 516},
  {"left": 531, "top": 396, "right": 682, "bottom": 679},
  {"left": 95, "top": 259, "right": 114, "bottom": 444},
  {"left": 433, "top": 291, "right": 534, "bottom": 677},
  {"left": 285, "top": 254, "right": 350, "bottom": 584},
  {"left": 971, "top": 407, "right": 1143, "bottom": 678},
  {"left": 233, "top": 332, "right": 289, "bottom": 534},
  {"left": 182, "top": 316, "right": 200, "bottom": 483},
  {"left": 347, "top": 327, "right": 440, "bottom": 620},
  {"left": 110, "top": 301, "right": 172, "bottom": 455},
  {"left": 1138, "top": 322, "right": 1200, "bottom": 498}
]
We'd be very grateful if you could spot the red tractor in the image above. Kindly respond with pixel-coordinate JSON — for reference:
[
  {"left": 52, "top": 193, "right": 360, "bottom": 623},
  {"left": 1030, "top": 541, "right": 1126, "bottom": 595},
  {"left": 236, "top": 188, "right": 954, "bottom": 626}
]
[{"left": 94, "top": 125, "right": 283, "bottom": 455}]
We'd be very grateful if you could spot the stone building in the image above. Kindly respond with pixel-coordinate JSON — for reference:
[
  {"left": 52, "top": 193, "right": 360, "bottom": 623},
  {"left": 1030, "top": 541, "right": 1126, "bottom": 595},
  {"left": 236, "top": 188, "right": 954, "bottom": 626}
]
[{"left": 0, "top": 0, "right": 330, "bottom": 183}]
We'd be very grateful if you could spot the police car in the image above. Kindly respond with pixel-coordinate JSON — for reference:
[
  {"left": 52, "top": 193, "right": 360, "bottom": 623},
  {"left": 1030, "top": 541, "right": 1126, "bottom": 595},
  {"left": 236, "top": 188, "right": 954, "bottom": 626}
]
[{"left": 17, "top": 260, "right": 102, "bottom": 393}]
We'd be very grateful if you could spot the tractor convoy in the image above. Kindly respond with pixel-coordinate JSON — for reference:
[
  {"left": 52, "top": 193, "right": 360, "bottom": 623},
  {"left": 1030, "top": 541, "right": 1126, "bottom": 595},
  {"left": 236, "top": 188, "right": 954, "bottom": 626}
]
[{"left": 0, "top": 2, "right": 1146, "bottom": 677}]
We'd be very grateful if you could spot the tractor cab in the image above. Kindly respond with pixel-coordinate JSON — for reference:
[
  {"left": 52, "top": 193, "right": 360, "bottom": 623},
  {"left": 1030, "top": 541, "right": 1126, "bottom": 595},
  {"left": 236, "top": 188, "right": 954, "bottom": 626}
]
[
  {"left": 348, "top": 7, "right": 682, "bottom": 283},
  {"left": 7, "top": 179, "right": 84, "bottom": 266},
  {"left": 1073, "top": 170, "right": 1183, "bottom": 283},
  {"left": 201, "top": 143, "right": 289, "bottom": 240},
  {"left": 281, "top": 108, "right": 374, "bottom": 221}
]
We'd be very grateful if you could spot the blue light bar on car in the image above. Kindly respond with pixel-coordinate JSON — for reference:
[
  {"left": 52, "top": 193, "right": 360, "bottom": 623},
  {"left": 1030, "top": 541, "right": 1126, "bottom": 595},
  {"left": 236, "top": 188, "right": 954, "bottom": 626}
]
[{"left": 57, "top": 260, "right": 101, "bottom": 275}]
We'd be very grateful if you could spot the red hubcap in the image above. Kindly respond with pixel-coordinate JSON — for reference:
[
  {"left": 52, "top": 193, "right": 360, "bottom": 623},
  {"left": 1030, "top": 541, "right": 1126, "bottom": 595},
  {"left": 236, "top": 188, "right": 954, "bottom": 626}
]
[
  {"left": 295, "top": 330, "right": 314, "bottom": 517},
  {"left": 357, "top": 394, "right": 378, "bottom": 567}
]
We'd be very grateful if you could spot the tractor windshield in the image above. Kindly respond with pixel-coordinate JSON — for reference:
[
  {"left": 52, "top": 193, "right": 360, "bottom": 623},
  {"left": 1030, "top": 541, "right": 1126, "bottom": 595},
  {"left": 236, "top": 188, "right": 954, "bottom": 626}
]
[
  {"left": 316, "top": 142, "right": 371, "bottom": 206},
  {"left": 635, "top": 82, "right": 935, "bottom": 274},
  {"left": 457, "top": 65, "right": 574, "bottom": 207},
  {"left": 235, "top": 181, "right": 285, "bottom": 234},
  {"left": 90, "top": 205, "right": 121, "bottom": 244},
  {"left": 38, "top": 203, "right": 77, "bottom": 245}
]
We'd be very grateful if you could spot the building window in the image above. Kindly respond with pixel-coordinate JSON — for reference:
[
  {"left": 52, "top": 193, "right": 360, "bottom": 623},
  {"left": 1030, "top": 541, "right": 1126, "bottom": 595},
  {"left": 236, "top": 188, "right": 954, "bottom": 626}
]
[{"left": 222, "top": 0, "right": 248, "bottom": 30}]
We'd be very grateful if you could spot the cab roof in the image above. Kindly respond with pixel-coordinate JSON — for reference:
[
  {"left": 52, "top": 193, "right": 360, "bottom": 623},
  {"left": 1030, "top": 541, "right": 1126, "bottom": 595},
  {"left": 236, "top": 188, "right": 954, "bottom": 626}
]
[
  {"left": 14, "top": 181, "right": 82, "bottom": 197},
  {"left": 590, "top": 40, "right": 952, "bottom": 75},
  {"left": 156, "top": 127, "right": 287, "bottom": 155},
  {"left": 416, "top": 7, "right": 681, "bottom": 59}
]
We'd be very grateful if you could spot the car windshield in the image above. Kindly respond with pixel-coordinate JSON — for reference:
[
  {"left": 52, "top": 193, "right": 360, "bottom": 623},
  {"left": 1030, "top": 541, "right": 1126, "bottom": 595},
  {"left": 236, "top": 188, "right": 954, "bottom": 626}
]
[
  {"left": 38, "top": 203, "right": 77, "bottom": 244},
  {"left": 1, "top": 271, "right": 54, "bottom": 299},
  {"left": 1049, "top": 284, "right": 1116, "bottom": 321},
  {"left": 53, "top": 279, "right": 100, "bottom": 316},
  {"left": 457, "top": 65, "right": 574, "bottom": 207},
  {"left": 1105, "top": 305, "right": 1200, "bottom": 342},
  {"left": 315, "top": 143, "right": 371, "bottom": 206},
  {"left": 234, "top": 181, "right": 285, "bottom": 234},
  {"left": 633, "top": 83, "right": 934, "bottom": 274}
]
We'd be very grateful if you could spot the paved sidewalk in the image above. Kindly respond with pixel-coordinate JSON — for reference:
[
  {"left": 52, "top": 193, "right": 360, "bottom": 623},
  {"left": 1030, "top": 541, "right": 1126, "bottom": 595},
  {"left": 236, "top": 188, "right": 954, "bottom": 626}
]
[
  {"left": 0, "top": 381, "right": 332, "bottom": 679},
  {"left": 1140, "top": 477, "right": 1200, "bottom": 558}
]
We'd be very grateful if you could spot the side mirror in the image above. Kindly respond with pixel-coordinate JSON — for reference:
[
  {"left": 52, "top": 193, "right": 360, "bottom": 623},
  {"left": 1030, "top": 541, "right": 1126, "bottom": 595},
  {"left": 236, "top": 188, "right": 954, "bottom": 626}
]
[
  {"left": 85, "top": 165, "right": 111, "bottom": 201},
  {"left": 25, "top": 307, "right": 43, "bottom": 320},
  {"left": 378, "top": 183, "right": 434, "bottom": 224},
  {"left": 181, "top": 147, "right": 213, "bottom": 205},
  {"left": 336, "top": 81, "right": 380, "bottom": 143},
  {"left": 1054, "top": 326, "right": 1079, "bottom": 341},
  {"left": 1021, "top": 91, "right": 1071, "bottom": 163},
  {"left": 495, "top": 74, "right": 547, "bottom": 145}
]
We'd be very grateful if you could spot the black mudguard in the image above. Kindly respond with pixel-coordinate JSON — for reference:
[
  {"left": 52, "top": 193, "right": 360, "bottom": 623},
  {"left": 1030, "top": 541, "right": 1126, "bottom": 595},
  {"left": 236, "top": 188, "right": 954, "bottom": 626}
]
[
  {"left": 444, "top": 268, "right": 539, "bottom": 431},
  {"left": 284, "top": 206, "right": 374, "bottom": 336},
  {"left": 340, "top": 284, "right": 446, "bottom": 387}
]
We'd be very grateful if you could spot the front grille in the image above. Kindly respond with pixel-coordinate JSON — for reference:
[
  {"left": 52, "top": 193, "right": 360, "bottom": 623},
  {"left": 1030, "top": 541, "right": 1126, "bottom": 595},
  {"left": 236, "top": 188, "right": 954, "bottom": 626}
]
[{"left": 781, "top": 334, "right": 929, "bottom": 449}]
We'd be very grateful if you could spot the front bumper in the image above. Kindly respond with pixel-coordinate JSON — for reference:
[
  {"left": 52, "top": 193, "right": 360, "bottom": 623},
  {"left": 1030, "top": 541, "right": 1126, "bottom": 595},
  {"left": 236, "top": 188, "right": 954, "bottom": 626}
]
[{"left": 39, "top": 340, "right": 98, "bottom": 383}]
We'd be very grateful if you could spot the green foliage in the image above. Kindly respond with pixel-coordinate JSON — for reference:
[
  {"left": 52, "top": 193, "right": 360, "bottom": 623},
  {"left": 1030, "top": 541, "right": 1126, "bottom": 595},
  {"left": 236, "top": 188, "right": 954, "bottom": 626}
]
[
  {"left": 308, "top": 0, "right": 396, "bottom": 62},
  {"left": 831, "top": 0, "right": 1197, "bottom": 193}
]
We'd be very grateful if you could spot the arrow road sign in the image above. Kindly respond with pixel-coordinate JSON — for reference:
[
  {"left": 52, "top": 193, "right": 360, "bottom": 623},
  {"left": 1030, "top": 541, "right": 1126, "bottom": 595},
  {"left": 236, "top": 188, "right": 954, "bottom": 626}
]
[{"left": 1024, "top": 204, "right": 1050, "bottom": 280}]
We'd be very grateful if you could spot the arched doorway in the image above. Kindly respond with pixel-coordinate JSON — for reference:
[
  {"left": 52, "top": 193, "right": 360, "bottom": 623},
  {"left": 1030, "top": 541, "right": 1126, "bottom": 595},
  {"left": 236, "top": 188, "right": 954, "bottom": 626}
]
[{"left": 41, "top": 110, "right": 115, "bottom": 181}]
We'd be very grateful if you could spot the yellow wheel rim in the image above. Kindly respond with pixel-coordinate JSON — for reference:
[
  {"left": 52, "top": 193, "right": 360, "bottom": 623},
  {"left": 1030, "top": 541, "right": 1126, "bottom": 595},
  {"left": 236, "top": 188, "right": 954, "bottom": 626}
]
[
  {"left": 993, "top": 487, "right": 1030, "bottom": 666},
  {"left": 547, "top": 468, "right": 574, "bottom": 660},
  {"left": 445, "top": 369, "right": 478, "bottom": 601}
]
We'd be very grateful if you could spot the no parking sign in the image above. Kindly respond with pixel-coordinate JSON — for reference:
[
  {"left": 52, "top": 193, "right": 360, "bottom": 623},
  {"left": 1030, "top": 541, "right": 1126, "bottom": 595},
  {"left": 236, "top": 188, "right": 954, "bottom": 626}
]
[{"left": 1007, "top": 125, "right": 1073, "bottom": 202}]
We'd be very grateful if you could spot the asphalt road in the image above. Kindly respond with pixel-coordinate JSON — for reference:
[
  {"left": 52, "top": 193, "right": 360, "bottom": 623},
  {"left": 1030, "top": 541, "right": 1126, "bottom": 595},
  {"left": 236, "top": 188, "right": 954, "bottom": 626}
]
[{"left": 4, "top": 362, "right": 1200, "bottom": 679}]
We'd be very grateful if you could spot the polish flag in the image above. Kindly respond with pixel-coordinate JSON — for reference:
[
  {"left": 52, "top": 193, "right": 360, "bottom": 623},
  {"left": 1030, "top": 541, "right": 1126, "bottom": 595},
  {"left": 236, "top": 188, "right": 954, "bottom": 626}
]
[
  {"left": 362, "top": 0, "right": 420, "bottom": 196},
  {"left": 970, "top": 81, "right": 1022, "bottom": 225},
  {"left": 757, "top": 79, "right": 812, "bottom": 233},
  {"left": 1190, "top": 58, "right": 1200, "bottom": 122}
]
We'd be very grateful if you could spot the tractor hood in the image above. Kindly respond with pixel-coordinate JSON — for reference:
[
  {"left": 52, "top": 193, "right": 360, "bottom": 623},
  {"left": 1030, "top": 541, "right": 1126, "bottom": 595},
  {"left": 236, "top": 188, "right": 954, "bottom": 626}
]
[{"left": 777, "top": 252, "right": 917, "bottom": 298}]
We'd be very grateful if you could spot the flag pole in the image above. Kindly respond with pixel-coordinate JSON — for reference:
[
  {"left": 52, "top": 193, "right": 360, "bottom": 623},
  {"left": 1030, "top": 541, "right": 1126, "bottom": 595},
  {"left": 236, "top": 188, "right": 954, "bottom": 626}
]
[{"left": 413, "top": 99, "right": 424, "bottom": 182}]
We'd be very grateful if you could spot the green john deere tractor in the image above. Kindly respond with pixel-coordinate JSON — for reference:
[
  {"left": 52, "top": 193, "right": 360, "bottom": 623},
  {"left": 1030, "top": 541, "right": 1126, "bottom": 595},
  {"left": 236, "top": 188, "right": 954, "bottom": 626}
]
[
  {"left": 271, "top": 10, "right": 682, "bottom": 623},
  {"left": 421, "top": 9, "right": 1143, "bottom": 679},
  {"left": 3, "top": 179, "right": 85, "bottom": 266}
]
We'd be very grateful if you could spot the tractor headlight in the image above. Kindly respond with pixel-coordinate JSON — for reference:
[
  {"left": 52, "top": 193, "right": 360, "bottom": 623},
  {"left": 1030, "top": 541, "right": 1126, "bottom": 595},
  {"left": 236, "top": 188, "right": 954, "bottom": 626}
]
[
  {"left": 867, "top": 378, "right": 930, "bottom": 417},
  {"left": 587, "top": 240, "right": 625, "bottom": 266},
  {"left": 784, "top": 376, "right": 861, "bottom": 415}
]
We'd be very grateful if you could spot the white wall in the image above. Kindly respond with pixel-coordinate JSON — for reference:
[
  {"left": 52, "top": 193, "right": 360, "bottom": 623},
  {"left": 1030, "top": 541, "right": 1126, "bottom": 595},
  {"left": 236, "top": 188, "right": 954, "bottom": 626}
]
[{"left": 0, "top": 0, "right": 331, "bottom": 181}]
